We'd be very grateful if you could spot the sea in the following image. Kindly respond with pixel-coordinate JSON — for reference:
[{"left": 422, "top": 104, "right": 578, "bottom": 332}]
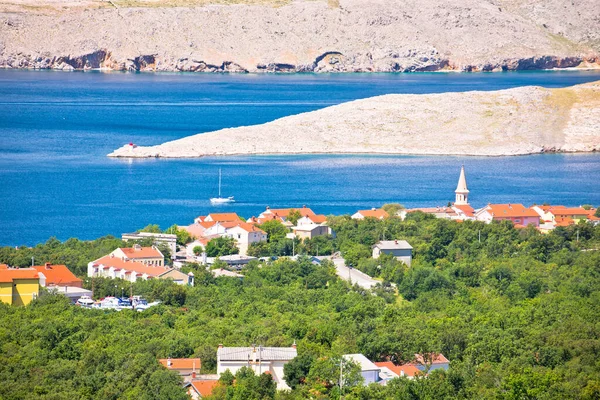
[{"left": 1, "top": 69, "right": 599, "bottom": 247}]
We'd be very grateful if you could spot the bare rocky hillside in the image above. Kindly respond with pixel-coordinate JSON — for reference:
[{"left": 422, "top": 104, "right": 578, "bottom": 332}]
[
  {"left": 108, "top": 81, "right": 600, "bottom": 157},
  {"left": 1, "top": 0, "right": 599, "bottom": 72}
]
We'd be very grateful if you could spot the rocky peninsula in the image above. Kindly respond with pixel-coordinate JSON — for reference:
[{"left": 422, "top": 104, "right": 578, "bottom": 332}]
[
  {"left": 1, "top": 0, "right": 599, "bottom": 73},
  {"left": 108, "top": 81, "right": 600, "bottom": 158}
]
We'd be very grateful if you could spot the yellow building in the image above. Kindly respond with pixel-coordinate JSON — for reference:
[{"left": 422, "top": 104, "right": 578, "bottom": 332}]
[{"left": 0, "top": 265, "right": 40, "bottom": 306}]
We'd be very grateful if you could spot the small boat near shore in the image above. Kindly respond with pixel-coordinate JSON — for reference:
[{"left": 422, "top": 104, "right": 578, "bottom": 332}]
[{"left": 76, "top": 295, "right": 94, "bottom": 307}]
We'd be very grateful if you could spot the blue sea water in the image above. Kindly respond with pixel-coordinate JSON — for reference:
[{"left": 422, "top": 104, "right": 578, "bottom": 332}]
[{"left": 1, "top": 69, "right": 600, "bottom": 247}]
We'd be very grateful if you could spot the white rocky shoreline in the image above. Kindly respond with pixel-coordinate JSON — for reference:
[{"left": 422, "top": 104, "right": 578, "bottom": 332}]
[{"left": 108, "top": 81, "right": 600, "bottom": 159}]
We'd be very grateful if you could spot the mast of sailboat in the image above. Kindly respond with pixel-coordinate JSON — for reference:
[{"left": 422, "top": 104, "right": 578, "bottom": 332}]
[{"left": 218, "top": 168, "right": 222, "bottom": 198}]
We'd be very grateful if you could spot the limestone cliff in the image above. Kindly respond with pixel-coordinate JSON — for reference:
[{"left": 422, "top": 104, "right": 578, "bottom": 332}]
[
  {"left": 108, "top": 81, "right": 600, "bottom": 158},
  {"left": 1, "top": 0, "right": 599, "bottom": 73}
]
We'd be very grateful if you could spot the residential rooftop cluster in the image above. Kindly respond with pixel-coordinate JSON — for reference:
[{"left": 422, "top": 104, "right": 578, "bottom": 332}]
[{"left": 160, "top": 345, "right": 450, "bottom": 398}]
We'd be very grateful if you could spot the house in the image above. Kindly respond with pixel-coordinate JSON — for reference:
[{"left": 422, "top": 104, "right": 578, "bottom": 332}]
[
  {"left": 187, "top": 379, "right": 220, "bottom": 399},
  {"left": 372, "top": 240, "right": 413, "bottom": 266},
  {"left": 253, "top": 206, "right": 317, "bottom": 226},
  {"left": 404, "top": 207, "right": 457, "bottom": 220},
  {"left": 32, "top": 263, "right": 82, "bottom": 288},
  {"left": 217, "top": 344, "right": 297, "bottom": 390},
  {"left": 122, "top": 232, "right": 177, "bottom": 255},
  {"left": 374, "top": 361, "right": 420, "bottom": 381},
  {"left": 206, "top": 255, "right": 257, "bottom": 270},
  {"left": 195, "top": 213, "right": 243, "bottom": 224},
  {"left": 223, "top": 223, "right": 267, "bottom": 255},
  {"left": 88, "top": 255, "right": 171, "bottom": 282},
  {"left": 352, "top": 208, "right": 389, "bottom": 220},
  {"left": 343, "top": 354, "right": 381, "bottom": 385},
  {"left": 159, "top": 269, "right": 194, "bottom": 286},
  {"left": 0, "top": 265, "right": 40, "bottom": 306},
  {"left": 475, "top": 204, "right": 540, "bottom": 227},
  {"left": 211, "top": 268, "right": 244, "bottom": 278},
  {"left": 293, "top": 224, "right": 331, "bottom": 240},
  {"left": 413, "top": 353, "right": 450, "bottom": 372},
  {"left": 159, "top": 357, "right": 202, "bottom": 381},
  {"left": 531, "top": 205, "right": 599, "bottom": 228},
  {"left": 297, "top": 214, "right": 328, "bottom": 226},
  {"left": 183, "top": 222, "right": 217, "bottom": 240},
  {"left": 109, "top": 244, "right": 165, "bottom": 267},
  {"left": 186, "top": 238, "right": 210, "bottom": 258}
]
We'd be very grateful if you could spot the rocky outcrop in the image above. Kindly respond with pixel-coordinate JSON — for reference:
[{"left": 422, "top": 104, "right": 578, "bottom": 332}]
[
  {"left": 108, "top": 81, "right": 600, "bottom": 158},
  {"left": 1, "top": 0, "right": 599, "bottom": 73}
]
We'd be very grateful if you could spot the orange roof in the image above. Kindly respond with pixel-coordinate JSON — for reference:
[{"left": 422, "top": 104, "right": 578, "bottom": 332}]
[
  {"left": 555, "top": 216, "right": 575, "bottom": 227},
  {"left": 0, "top": 264, "right": 8, "bottom": 270},
  {"left": 453, "top": 204, "right": 475, "bottom": 217},
  {"left": 374, "top": 361, "right": 420, "bottom": 377},
  {"left": 486, "top": 204, "right": 540, "bottom": 218},
  {"left": 120, "top": 246, "right": 163, "bottom": 259},
  {"left": 229, "top": 222, "right": 266, "bottom": 234},
  {"left": 263, "top": 206, "right": 316, "bottom": 218},
  {"left": 414, "top": 353, "right": 449, "bottom": 365},
  {"left": 184, "top": 223, "right": 211, "bottom": 239},
  {"left": 93, "top": 255, "right": 168, "bottom": 277},
  {"left": 190, "top": 380, "right": 219, "bottom": 397},
  {"left": 356, "top": 209, "right": 389, "bottom": 219},
  {"left": 159, "top": 358, "right": 201, "bottom": 370},
  {"left": 32, "top": 264, "right": 82, "bottom": 286},
  {"left": 0, "top": 268, "right": 39, "bottom": 283},
  {"left": 549, "top": 207, "right": 592, "bottom": 217},
  {"left": 307, "top": 214, "right": 328, "bottom": 224},
  {"left": 206, "top": 213, "right": 242, "bottom": 222}
]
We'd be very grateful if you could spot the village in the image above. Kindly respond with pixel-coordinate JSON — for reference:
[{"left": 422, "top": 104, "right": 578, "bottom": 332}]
[
  {"left": 1, "top": 166, "right": 599, "bottom": 397},
  {"left": 2, "top": 165, "right": 598, "bottom": 305}
]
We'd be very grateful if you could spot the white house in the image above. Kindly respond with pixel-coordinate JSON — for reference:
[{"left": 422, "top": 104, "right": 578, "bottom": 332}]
[
  {"left": 217, "top": 344, "right": 297, "bottom": 390},
  {"left": 109, "top": 244, "right": 164, "bottom": 267},
  {"left": 373, "top": 240, "right": 413, "bottom": 266},
  {"left": 292, "top": 224, "right": 331, "bottom": 240},
  {"left": 351, "top": 208, "right": 389, "bottom": 220},
  {"left": 223, "top": 223, "right": 267, "bottom": 255},
  {"left": 343, "top": 354, "right": 381, "bottom": 385}
]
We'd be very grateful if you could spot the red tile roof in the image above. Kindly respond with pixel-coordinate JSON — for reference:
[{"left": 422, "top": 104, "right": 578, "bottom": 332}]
[
  {"left": 486, "top": 204, "right": 540, "bottom": 218},
  {"left": 374, "top": 361, "right": 420, "bottom": 377},
  {"left": 0, "top": 268, "right": 39, "bottom": 283},
  {"left": 356, "top": 209, "right": 389, "bottom": 219},
  {"left": 190, "top": 380, "right": 219, "bottom": 397},
  {"left": 307, "top": 214, "right": 328, "bottom": 224},
  {"left": 262, "top": 206, "right": 316, "bottom": 218},
  {"left": 159, "top": 358, "right": 201, "bottom": 370},
  {"left": 120, "top": 246, "right": 163, "bottom": 259},
  {"left": 206, "top": 213, "right": 243, "bottom": 222},
  {"left": 414, "top": 353, "right": 449, "bottom": 365},
  {"left": 453, "top": 204, "right": 475, "bottom": 217},
  {"left": 93, "top": 255, "right": 168, "bottom": 277},
  {"left": 550, "top": 207, "right": 592, "bottom": 217},
  {"left": 230, "top": 222, "right": 266, "bottom": 234},
  {"left": 32, "top": 264, "right": 82, "bottom": 287},
  {"left": 555, "top": 217, "right": 575, "bottom": 227}
]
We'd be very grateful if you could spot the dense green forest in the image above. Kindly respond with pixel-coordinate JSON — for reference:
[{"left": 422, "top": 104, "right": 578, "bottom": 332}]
[{"left": 1, "top": 215, "right": 600, "bottom": 399}]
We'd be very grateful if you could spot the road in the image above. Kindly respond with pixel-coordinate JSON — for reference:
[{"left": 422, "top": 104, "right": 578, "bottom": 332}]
[{"left": 332, "top": 257, "right": 381, "bottom": 290}]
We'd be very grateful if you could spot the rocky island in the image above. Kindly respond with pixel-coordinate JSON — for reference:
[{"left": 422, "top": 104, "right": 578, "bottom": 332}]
[
  {"left": 109, "top": 81, "right": 600, "bottom": 158},
  {"left": 1, "top": 0, "right": 599, "bottom": 73}
]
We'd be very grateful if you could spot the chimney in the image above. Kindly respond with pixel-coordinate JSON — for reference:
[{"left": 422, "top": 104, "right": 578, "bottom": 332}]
[
  {"left": 167, "top": 357, "right": 172, "bottom": 367},
  {"left": 395, "top": 240, "right": 398, "bottom": 244},
  {"left": 45, "top": 262, "right": 52, "bottom": 269},
  {"left": 218, "top": 344, "right": 223, "bottom": 349},
  {"left": 372, "top": 207, "right": 376, "bottom": 211},
  {"left": 302, "top": 205, "right": 306, "bottom": 208},
  {"left": 192, "top": 371, "right": 196, "bottom": 379},
  {"left": 292, "top": 340, "right": 297, "bottom": 349},
  {"left": 266, "top": 206, "right": 270, "bottom": 210},
  {"left": 400, "top": 370, "right": 405, "bottom": 377}
]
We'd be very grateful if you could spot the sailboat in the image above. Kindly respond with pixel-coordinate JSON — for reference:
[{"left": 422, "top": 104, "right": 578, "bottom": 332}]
[{"left": 210, "top": 168, "right": 235, "bottom": 204}]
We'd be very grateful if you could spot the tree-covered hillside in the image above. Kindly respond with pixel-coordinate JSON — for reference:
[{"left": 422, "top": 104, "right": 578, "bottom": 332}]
[{"left": 1, "top": 216, "right": 599, "bottom": 399}]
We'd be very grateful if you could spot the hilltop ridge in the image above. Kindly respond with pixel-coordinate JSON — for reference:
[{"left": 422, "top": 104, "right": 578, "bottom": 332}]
[
  {"left": 108, "top": 80, "right": 600, "bottom": 158},
  {"left": 1, "top": 0, "right": 599, "bottom": 72}
]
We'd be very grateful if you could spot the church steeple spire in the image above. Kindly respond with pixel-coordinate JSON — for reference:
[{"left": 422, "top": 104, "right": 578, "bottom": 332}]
[{"left": 455, "top": 165, "right": 469, "bottom": 205}]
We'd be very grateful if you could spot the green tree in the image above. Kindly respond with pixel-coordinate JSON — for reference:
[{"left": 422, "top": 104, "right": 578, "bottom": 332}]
[
  {"left": 284, "top": 353, "right": 315, "bottom": 389},
  {"left": 165, "top": 224, "right": 192, "bottom": 246},
  {"left": 288, "top": 209, "right": 303, "bottom": 226},
  {"left": 260, "top": 220, "right": 289, "bottom": 243},
  {"left": 382, "top": 203, "right": 405, "bottom": 217},
  {"left": 139, "top": 224, "right": 162, "bottom": 233},
  {"left": 193, "top": 245, "right": 204, "bottom": 256},
  {"left": 206, "top": 237, "right": 239, "bottom": 257}
]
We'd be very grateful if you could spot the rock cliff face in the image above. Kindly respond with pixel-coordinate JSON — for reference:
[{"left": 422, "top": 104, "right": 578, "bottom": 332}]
[
  {"left": 108, "top": 81, "right": 600, "bottom": 158},
  {"left": 1, "top": 0, "right": 599, "bottom": 73}
]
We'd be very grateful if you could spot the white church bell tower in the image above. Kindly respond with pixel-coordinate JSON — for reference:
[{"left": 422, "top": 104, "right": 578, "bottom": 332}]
[{"left": 455, "top": 165, "right": 469, "bottom": 205}]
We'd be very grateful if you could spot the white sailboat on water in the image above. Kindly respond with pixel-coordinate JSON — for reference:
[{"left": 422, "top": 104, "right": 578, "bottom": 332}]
[{"left": 210, "top": 168, "right": 235, "bottom": 204}]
